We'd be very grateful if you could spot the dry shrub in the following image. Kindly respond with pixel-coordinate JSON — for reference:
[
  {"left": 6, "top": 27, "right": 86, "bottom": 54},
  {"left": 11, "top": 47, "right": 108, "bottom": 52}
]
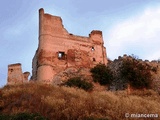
[{"left": 0, "top": 83, "right": 160, "bottom": 120}]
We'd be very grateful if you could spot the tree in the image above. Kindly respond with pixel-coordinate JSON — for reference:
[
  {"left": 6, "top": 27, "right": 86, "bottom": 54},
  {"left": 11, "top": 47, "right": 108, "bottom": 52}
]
[
  {"left": 90, "top": 63, "right": 113, "bottom": 85},
  {"left": 120, "top": 57, "right": 154, "bottom": 89}
]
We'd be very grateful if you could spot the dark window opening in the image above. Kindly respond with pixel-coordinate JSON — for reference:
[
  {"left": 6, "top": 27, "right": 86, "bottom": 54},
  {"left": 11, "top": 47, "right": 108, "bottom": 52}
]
[
  {"left": 91, "top": 47, "right": 95, "bottom": 51},
  {"left": 93, "top": 58, "right": 96, "bottom": 62},
  {"left": 58, "top": 52, "right": 66, "bottom": 60},
  {"left": 10, "top": 69, "right": 13, "bottom": 72}
]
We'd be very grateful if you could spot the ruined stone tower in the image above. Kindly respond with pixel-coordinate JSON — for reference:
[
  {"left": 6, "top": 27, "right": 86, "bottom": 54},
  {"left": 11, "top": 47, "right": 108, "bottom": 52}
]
[
  {"left": 7, "top": 63, "right": 30, "bottom": 85},
  {"left": 32, "top": 8, "right": 108, "bottom": 84}
]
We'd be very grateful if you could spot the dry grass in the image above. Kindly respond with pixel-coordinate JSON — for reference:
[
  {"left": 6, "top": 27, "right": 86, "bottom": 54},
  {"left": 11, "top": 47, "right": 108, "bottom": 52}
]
[{"left": 0, "top": 83, "right": 160, "bottom": 120}]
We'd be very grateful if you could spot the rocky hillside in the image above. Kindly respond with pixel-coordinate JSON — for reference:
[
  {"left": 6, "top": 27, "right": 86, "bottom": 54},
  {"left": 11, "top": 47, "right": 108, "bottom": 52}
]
[{"left": 108, "top": 55, "right": 160, "bottom": 91}]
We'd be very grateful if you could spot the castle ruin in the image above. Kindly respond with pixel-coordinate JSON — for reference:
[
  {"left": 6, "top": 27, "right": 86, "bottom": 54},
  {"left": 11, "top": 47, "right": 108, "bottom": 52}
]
[
  {"left": 6, "top": 8, "right": 160, "bottom": 92},
  {"left": 7, "top": 63, "right": 30, "bottom": 85},
  {"left": 31, "top": 8, "right": 108, "bottom": 84}
]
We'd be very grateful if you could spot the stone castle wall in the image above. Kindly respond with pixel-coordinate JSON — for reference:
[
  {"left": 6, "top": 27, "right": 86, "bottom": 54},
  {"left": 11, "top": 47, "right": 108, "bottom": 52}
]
[
  {"left": 108, "top": 55, "right": 160, "bottom": 91},
  {"left": 31, "top": 8, "right": 108, "bottom": 84},
  {"left": 7, "top": 63, "right": 30, "bottom": 85}
]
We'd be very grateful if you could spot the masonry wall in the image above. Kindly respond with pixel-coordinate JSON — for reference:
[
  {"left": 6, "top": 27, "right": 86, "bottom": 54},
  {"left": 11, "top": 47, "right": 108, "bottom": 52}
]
[
  {"left": 7, "top": 63, "right": 30, "bottom": 85},
  {"left": 32, "top": 8, "right": 108, "bottom": 83}
]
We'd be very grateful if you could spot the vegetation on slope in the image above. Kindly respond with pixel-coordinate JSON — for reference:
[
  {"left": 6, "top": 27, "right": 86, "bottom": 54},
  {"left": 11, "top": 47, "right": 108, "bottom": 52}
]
[
  {"left": 0, "top": 83, "right": 160, "bottom": 120},
  {"left": 120, "top": 56, "right": 156, "bottom": 89},
  {"left": 90, "top": 63, "right": 113, "bottom": 85},
  {"left": 64, "top": 77, "right": 93, "bottom": 91}
]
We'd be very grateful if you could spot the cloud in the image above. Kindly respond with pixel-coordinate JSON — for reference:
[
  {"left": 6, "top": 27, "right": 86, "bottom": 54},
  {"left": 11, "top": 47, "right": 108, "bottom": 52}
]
[{"left": 105, "top": 6, "right": 160, "bottom": 61}]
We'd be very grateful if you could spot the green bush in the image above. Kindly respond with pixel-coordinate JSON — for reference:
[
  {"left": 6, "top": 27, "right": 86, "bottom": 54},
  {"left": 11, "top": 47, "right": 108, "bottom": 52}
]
[
  {"left": 120, "top": 57, "right": 154, "bottom": 89},
  {"left": 0, "top": 113, "right": 48, "bottom": 120},
  {"left": 64, "top": 77, "right": 93, "bottom": 91},
  {"left": 90, "top": 63, "right": 113, "bottom": 85}
]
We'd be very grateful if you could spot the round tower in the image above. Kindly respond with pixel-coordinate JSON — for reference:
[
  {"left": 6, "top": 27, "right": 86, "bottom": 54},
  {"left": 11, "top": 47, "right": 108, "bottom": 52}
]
[{"left": 37, "top": 8, "right": 54, "bottom": 83}]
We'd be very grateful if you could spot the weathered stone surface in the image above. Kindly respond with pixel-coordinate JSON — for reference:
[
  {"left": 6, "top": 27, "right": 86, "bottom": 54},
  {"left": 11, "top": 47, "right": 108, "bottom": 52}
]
[
  {"left": 32, "top": 8, "right": 108, "bottom": 84},
  {"left": 7, "top": 63, "right": 30, "bottom": 85},
  {"left": 52, "top": 67, "right": 106, "bottom": 91},
  {"left": 23, "top": 72, "right": 30, "bottom": 82}
]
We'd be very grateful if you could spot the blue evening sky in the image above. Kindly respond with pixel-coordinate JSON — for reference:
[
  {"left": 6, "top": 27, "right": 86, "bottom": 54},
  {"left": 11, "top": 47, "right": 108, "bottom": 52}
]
[{"left": 0, "top": 0, "right": 160, "bottom": 86}]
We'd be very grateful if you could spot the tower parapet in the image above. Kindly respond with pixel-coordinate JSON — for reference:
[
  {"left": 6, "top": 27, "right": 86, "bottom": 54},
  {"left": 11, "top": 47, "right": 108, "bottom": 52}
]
[
  {"left": 39, "top": 8, "right": 44, "bottom": 36},
  {"left": 89, "top": 30, "right": 103, "bottom": 44}
]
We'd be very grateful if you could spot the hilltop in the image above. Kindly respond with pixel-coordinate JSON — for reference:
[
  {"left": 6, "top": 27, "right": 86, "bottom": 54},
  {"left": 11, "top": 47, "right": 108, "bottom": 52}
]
[{"left": 0, "top": 83, "right": 160, "bottom": 120}]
